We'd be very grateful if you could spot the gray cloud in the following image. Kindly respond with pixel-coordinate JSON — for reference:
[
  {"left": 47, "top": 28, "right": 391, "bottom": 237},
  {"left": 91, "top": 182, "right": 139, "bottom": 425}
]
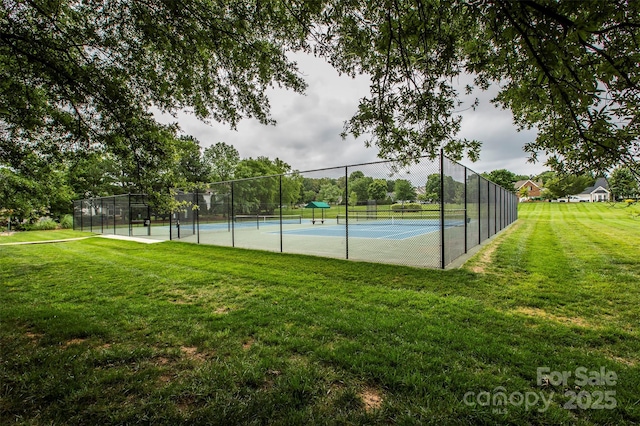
[{"left": 157, "top": 53, "right": 549, "bottom": 178}]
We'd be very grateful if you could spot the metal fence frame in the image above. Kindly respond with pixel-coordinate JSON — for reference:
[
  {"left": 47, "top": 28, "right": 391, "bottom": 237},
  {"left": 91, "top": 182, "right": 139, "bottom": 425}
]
[
  {"left": 74, "top": 153, "right": 518, "bottom": 268},
  {"left": 73, "top": 194, "right": 151, "bottom": 237}
]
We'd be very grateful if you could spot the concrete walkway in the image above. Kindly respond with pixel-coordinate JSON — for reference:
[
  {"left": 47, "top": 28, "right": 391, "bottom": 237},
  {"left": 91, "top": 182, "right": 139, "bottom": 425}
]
[
  {"left": 0, "top": 234, "right": 164, "bottom": 246},
  {"left": 98, "top": 234, "right": 164, "bottom": 244},
  {"left": 0, "top": 237, "right": 93, "bottom": 246}
]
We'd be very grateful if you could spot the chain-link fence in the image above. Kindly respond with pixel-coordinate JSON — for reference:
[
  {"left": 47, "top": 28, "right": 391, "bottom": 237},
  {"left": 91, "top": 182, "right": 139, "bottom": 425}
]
[
  {"left": 73, "top": 194, "right": 152, "bottom": 237},
  {"left": 74, "top": 153, "right": 518, "bottom": 268}
]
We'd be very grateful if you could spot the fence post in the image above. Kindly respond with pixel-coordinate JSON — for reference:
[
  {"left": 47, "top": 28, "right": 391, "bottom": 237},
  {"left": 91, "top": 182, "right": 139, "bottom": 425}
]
[
  {"left": 440, "top": 150, "right": 445, "bottom": 269},
  {"left": 345, "top": 166, "right": 349, "bottom": 260},
  {"left": 464, "top": 167, "right": 468, "bottom": 254},
  {"left": 231, "top": 181, "right": 235, "bottom": 248},
  {"left": 279, "top": 175, "right": 283, "bottom": 253},
  {"left": 195, "top": 189, "right": 199, "bottom": 244},
  {"left": 478, "top": 175, "right": 481, "bottom": 245},
  {"left": 486, "top": 182, "right": 490, "bottom": 237}
]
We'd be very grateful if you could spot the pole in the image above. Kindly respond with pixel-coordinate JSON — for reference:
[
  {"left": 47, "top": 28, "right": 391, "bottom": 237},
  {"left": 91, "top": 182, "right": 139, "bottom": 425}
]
[
  {"left": 464, "top": 167, "right": 468, "bottom": 254},
  {"left": 279, "top": 175, "right": 283, "bottom": 252},
  {"left": 440, "top": 150, "right": 445, "bottom": 269},
  {"left": 345, "top": 166, "right": 349, "bottom": 260},
  {"left": 231, "top": 182, "right": 235, "bottom": 247},
  {"left": 195, "top": 189, "right": 199, "bottom": 244},
  {"left": 477, "top": 175, "right": 481, "bottom": 245}
]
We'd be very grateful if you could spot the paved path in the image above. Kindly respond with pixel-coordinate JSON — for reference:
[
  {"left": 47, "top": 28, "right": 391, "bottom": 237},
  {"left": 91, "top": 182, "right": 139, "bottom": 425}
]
[
  {"left": 0, "top": 237, "right": 93, "bottom": 246},
  {"left": 98, "top": 234, "right": 163, "bottom": 244},
  {"left": 0, "top": 234, "right": 163, "bottom": 246}
]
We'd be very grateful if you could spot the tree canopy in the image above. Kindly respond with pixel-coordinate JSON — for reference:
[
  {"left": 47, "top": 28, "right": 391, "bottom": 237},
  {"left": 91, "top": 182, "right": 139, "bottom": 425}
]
[
  {"left": 481, "top": 169, "right": 518, "bottom": 192},
  {"left": 2, "top": 0, "right": 639, "bottom": 217},
  {"left": 311, "top": 1, "right": 640, "bottom": 179}
]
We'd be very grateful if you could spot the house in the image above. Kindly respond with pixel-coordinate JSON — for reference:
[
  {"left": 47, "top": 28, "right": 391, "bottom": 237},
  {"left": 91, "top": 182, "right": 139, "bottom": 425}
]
[
  {"left": 515, "top": 179, "right": 544, "bottom": 201},
  {"left": 573, "top": 177, "right": 611, "bottom": 202}
]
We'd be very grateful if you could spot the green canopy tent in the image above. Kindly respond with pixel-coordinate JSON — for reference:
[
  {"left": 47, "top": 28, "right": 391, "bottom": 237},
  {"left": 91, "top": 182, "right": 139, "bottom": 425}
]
[{"left": 305, "top": 201, "right": 330, "bottom": 224}]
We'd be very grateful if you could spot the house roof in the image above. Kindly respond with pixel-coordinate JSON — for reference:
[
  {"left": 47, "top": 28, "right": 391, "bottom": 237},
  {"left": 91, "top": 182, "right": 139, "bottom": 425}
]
[
  {"left": 515, "top": 179, "right": 543, "bottom": 190},
  {"left": 580, "top": 177, "right": 610, "bottom": 194}
]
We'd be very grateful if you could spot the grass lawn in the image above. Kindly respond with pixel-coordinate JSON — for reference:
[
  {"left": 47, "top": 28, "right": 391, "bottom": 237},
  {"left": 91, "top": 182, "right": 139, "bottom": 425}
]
[
  {"left": 0, "top": 229, "right": 93, "bottom": 244},
  {"left": 1, "top": 203, "right": 638, "bottom": 425}
]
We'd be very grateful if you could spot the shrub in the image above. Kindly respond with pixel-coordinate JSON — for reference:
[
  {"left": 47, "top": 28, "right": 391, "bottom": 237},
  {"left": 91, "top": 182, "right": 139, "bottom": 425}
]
[
  {"left": 60, "top": 214, "right": 73, "bottom": 229},
  {"left": 391, "top": 203, "right": 423, "bottom": 212},
  {"left": 30, "top": 218, "right": 59, "bottom": 231}
]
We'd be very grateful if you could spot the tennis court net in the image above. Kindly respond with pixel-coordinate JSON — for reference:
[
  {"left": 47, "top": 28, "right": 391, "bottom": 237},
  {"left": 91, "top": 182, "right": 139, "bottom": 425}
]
[
  {"left": 336, "top": 211, "right": 467, "bottom": 227},
  {"left": 234, "top": 214, "right": 302, "bottom": 226}
]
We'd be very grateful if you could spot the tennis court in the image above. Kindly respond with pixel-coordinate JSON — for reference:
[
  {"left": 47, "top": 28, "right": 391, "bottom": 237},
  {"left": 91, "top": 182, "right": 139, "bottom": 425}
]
[
  {"left": 276, "top": 214, "right": 465, "bottom": 240},
  {"left": 75, "top": 154, "right": 519, "bottom": 268}
]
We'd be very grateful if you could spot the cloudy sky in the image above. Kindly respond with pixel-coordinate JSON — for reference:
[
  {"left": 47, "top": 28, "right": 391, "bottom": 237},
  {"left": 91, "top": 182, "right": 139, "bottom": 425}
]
[{"left": 157, "top": 53, "right": 548, "bottom": 177}]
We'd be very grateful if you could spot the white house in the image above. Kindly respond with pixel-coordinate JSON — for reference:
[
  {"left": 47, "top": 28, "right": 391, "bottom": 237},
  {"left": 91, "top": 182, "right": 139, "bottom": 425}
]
[{"left": 572, "top": 177, "right": 611, "bottom": 202}]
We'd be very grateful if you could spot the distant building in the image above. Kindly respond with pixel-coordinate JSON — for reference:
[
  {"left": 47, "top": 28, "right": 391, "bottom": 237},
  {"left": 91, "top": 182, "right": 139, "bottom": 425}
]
[
  {"left": 572, "top": 177, "right": 611, "bottom": 202},
  {"left": 515, "top": 179, "right": 544, "bottom": 201}
]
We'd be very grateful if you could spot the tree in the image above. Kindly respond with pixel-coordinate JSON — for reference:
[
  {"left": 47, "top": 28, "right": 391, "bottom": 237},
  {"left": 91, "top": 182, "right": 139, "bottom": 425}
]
[
  {"left": 0, "top": 156, "right": 74, "bottom": 223},
  {"left": 1, "top": 0, "right": 309, "bottom": 206},
  {"left": 281, "top": 173, "right": 303, "bottom": 207},
  {"left": 518, "top": 186, "right": 530, "bottom": 200},
  {"left": 348, "top": 191, "right": 358, "bottom": 207},
  {"left": 203, "top": 142, "right": 240, "bottom": 182},
  {"left": 315, "top": 1, "right": 640, "bottom": 179},
  {"left": 67, "top": 152, "right": 123, "bottom": 199},
  {"left": 536, "top": 171, "right": 557, "bottom": 186},
  {"left": 318, "top": 183, "right": 342, "bottom": 205},
  {"left": 481, "top": 169, "right": 517, "bottom": 192},
  {"left": 368, "top": 179, "right": 388, "bottom": 201},
  {"left": 424, "top": 174, "right": 462, "bottom": 203},
  {"left": 171, "top": 136, "right": 209, "bottom": 185},
  {"left": 609, "top": 167, "right": 640, "bottom": 200},
  {"left": 349, "top": 176, "right": 374, "bottom": 203},
  {"left": 233, "top": 157, "right": 296, "bottom": 213},
  {"left": 1, "top": 1, "right": 307, "bottom": 144},
  {"left": 394, "top": 179, "right": 417, "bottom": 203},
  {"left": 348, "top": 171, "right": 365, "bottom": 182},
  {"left": 424, "top": 174, "right": 442, "bottom": 203},
  {"left": 544, "top": 174, "right": 595, "bottom": 200},
  {"left": 3, "top": 1, "right": 639, "bottom": 197}
]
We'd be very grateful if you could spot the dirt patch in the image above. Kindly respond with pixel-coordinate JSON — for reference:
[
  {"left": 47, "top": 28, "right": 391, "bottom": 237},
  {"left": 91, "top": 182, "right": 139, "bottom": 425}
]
[
  {"left": 158, "top": 374, "right": 172, "bottom": 383},
  {"left": 470, "top": 221, "right": 522, "bottom": 273},
  {"left": 513, "top": 307, "right": 597, "bottom": 328},
  {"left": 214, "top": 306, "right": 230, "bottom": 314},
  {"left": 605, "top": 354, "right": 638, "bottom": 367},
  {"left": 360, "top": 387, "right": 383, "bottom": 412},
  {"left": 611, "top": 356, "right": 637, "bottom": 366},
  {"left": 25, "top": 331, "right": 43, "bottom": 342},
  {"left": 471, "top": 243, "right": 498, "bottom": 274},
  {"left": 180, "top": 346, "right": 207, "bottom": 362},
  {"left": 156, "top": 356, "right": 171, "bottom": 365},
  {"left": 64, "top": 338, "right": 87, "bottom": 347},
  {"left": 261, "top": 370, "right": 281, "bottom": 390},
  {"left": 242, "top": 338, "right": 255, "bottom": 351},
  {"left": 176, "top": 395, "right": 196, "bottom": 413}
]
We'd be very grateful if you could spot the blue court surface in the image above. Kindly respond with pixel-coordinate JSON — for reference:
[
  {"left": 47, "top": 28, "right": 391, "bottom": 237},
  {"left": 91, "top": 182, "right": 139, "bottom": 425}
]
[
  {"left": 276, "top": 223, "right": 442, "bottom": 240},
  {"left": 163, "top": 217, "right": 463, "bottom": 241}
]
